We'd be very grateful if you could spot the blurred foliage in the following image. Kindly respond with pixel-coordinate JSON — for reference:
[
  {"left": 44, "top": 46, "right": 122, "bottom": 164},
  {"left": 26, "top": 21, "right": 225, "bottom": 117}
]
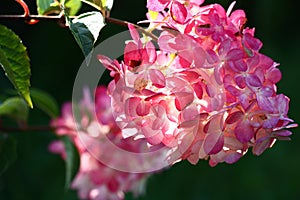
[{"left": 0, "top": 0, "right": 299, "bottom": 200}]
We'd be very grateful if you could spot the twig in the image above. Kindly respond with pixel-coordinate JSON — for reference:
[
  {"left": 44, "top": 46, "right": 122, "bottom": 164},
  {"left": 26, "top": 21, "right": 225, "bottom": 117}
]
[
  {"left": 0, "top": 14, "right": 73, "bottom": 21},
  {"left": 106, "top": 17, "right": 158, "bottom": 41},
  {"left": 0, "top": 125, "right": 54, "bottom": 133},
  {"left": 0, "top": 14, "right": 158, "bottom": 41}
]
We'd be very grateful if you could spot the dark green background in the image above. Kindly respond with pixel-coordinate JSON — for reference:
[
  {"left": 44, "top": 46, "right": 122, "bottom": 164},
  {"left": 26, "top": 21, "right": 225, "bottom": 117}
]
[{"left": 0, "top": 0, "right": 299, "bottom": 199}]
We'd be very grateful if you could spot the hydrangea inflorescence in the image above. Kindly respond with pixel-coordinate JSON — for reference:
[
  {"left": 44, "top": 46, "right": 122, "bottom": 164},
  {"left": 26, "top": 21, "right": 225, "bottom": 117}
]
[
  {"left": 50, "top": 86, "right": 155, "bottom": 200},
  {"left": 98, "top": 0, "right": 297, "bottom": 167}
]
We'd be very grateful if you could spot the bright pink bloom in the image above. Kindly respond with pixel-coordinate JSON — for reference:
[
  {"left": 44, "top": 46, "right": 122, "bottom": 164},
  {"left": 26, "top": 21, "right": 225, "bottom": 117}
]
[
  {"left": 50, "top": 86, "right": 162, "bottom": 200},
  {"left": 99, "top": 0, "right": 297, "bottom": 167}
]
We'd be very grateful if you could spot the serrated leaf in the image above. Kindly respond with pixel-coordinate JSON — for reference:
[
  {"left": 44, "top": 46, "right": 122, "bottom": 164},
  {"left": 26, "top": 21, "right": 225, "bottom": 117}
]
[
  {"left": 0, "top": 97, "right": 29, "bottom": 122},
  {"left": 30, "top": 88, "right": 59, "bottom": 118},
  {"left": 0, "top": 135, "right": 17, "bottom": 176},
  {"left": 0, "top": 25, "right": 32, "bottom": 108},
  {"left": 37, "top": 0, "right": 82, "bottom": 15},
  {"left": 61, "top": 136, "right": 80, "bottom": 190},
  {"left": 67, "top": 11, "right": 105, "bottom": 62}
]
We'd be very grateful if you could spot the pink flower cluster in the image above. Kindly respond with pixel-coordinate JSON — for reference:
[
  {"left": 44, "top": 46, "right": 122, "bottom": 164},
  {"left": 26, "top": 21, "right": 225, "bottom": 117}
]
[
  {"left": 50, "top": 86, "right": 152, "bottom": 200},
  {"left": 98, "top": 0, "right": 297, "bottom": 166}
]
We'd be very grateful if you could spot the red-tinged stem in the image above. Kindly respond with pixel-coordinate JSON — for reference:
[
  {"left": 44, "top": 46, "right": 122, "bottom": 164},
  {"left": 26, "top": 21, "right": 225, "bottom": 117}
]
[
  {"left": 0, "top": 14, "right": 158, "bottom": 41},
  {"left": 15, "top": 0, "right": 30, "bottom": 17},
  {"left": 14, "top": 0, "right": 39, "bottom": 24}
]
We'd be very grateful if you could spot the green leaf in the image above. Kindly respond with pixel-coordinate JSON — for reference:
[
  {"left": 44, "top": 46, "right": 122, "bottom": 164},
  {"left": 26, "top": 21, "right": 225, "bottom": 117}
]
[
  {"left": 0, "top": 97, "right": 29, "bottom": 122},
  {"left": 37, "top": 0, "right": 57, "bottom": 15},
  {"left": 67, "top": 11, "right": 105, "bottom": 62},
  {"left": 81, "top": 0, "right": 114, "bottom": 11},
  {"left": 0, "top": 135, "right": 17, "bottom": 176},
  {"left": 101, "top": 0, "right": 114, "bottom": 11},
  {"left": 61, "top": 136, "right": 80, "bottom": 190},
  {"left": 0, "top": 25, "right": 32, "bottom": 108},
  {"left": 37, "top": 0, "right": 82, "bottom": 15},
  {"left": 65, "top": 0, "right": 82, "bottom": 15},
  {"left": 30, "top": 88, "right": 59, "bottom": 118}
]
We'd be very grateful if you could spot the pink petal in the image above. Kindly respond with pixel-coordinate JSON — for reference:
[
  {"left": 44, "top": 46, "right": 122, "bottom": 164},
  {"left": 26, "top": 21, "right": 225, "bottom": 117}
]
[
  {"left": 187, "top": 154, "right": 200, "bottom": 165},
  {"left": 152, "top": 117, "right": 167, "bottom": 130},
  {"left": 235, "top": 121, "right": 254, "bottom": 143},
  {"left": 190, "top": 0, "right": 204, "bottom": 4},
  {"left": 229, "top": 9, "right": 246, "bottom": 27},
  {"left": 97, "top": 55, "right": 120, "bottom": 73},
  {"left": 218, "top": 39, "right": 231, "bottom": 56},
  {"left": 136, "top": 101, "right": 150, "bottom": 116},
  {"left": 226, "top": 111, "right": 243, "bottom": 124},
  {"left": 206, "top": 49, "right": 219, "bottom": 64},
  {"left": 257, "top": 95, "right": 273, "bottom": 112},
  {"left": 234, "top": 75, "right": 246, "bottom": 88},
  {"left": 193, "top": 47, "right": 206, "bottom": 68},
  {"left": 147, "top": 0, "right": 170, "bottom": 11},
  {"left": 226, "top": 85, "right": 241, "bottom": 96},
  {"left": 179, "top": 71, "right": 200, "bottom": 82},
  {"left": 267, "top": 68, "right": 282, "bottom": 83},
  {"left": 128, "top": 24, "right": 140, "bottom": 43},
  {"left": 124, "top": 42, "right": 141, "bottom": 67},
  {"left": 158, "top": 32, "right": 174, "bottom": 52},
  {"left": 252, "top": 138, "right": 273, "bottom": 156},
  {"left": 243, "top": 33, "right": 262, "bottom": 51},
  {"left": 174, "top": 92, "right": 194, "bottom": 111},
  {"left": 178, "top": 133, "right": 194, "bottom": 154},
  {"left": 149, "top": 69, "right": 166, "bottom": 88},
  {"left": 48, "top": 140, "right": 65, "bottom": 155},
  {"left": 192, "top": 82, "right": 203, "bottom": 99},
  {"left": 259, "top": 54, "right": 273, "bottom": 69},
  {"left": 224, "top": 151, "right": 242, "bottom": 164},
  {"left": 246, "top": 74, "right": 262, "bottom": 87},
  {"left": 203, "top": 132, "right": 224, "bottom": 155},
  {"left": 179, "top": 55, "right": 192, "bottom": 68},
  {"left": 233, "top": 60, "right": 248, "bottom": 72},
  {"left": 152, "top": 104, "right": 166, "bottom": 118},
  {"left": 145, "top": 42, "right": 157, "bottom": 64},
  {"left": 226, "top": 49, "right": 244, "bottom": 61},
  {"left": 171, "top": 2, "right": 188, "bottom": 24},
  {"left": 142, "top": 126, "right": 163, "bottom": 145},
  {"left": 125, "top": 97, "right": 141, "bottom": 117},
  {"left": 274, "top": 130, "right": 292, "bottom": 137}
]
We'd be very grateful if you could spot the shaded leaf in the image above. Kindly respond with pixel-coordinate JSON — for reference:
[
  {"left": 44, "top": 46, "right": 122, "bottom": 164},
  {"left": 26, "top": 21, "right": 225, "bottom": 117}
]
[
  {"left": 65, "top": 0, "right": 82, "bottom": 15},
  {"left": 0, "top": 25, "right": 32, "bottom": 108},
  {"left": 67, "top": 11, "right": 105, "bottom": 62},
  {"left": 81, "top": 0, "right": 114, "bottom": 11},
  {"left": 37, "top": 0, "right": 57, "bottom": 15},
  {"left": 61, "top": 136, "right": 80, "bottom": 190},
  {"left": 37, "top": 0, "right": 82, "bottom": 15},
  {"left": 0, "top": 135, "right": 17, "bottom": 176},
  {"left": 0, "top": 97, "right": 29, "bottom": 122},
  {"left": 30, "top": 88, "right": 59, "bottom": 118}
]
